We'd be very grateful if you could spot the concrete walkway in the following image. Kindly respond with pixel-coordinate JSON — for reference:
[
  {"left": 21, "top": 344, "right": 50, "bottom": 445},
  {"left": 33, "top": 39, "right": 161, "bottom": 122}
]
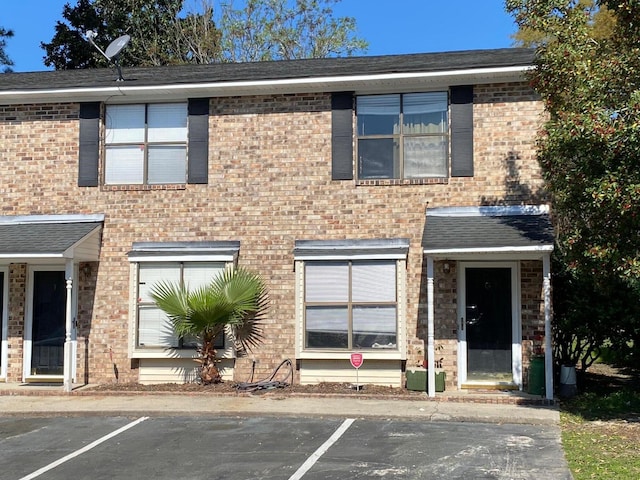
[{"left": 0, "top": 387, "right": 560, "bottom": 425}]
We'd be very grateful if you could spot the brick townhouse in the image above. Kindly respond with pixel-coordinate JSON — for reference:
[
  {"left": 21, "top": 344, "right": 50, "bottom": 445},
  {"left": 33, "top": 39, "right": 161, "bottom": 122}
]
[{"left": 0, "top": 48, "right": 554, "bottom": 399}]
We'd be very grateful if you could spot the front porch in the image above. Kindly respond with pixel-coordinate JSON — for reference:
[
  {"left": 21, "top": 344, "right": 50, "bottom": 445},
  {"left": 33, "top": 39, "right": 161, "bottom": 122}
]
[{"left": 422, "top": 205, "right": 555, "bottom": 400}]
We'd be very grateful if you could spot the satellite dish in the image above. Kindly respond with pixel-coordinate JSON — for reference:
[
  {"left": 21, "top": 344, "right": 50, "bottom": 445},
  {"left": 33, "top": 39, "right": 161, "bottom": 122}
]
[
  {"left": 84, "top": 31, "right": 131, "bottom": 82},
  {"left": 105, "top": 35, "right": 131, "bottom": 60}
]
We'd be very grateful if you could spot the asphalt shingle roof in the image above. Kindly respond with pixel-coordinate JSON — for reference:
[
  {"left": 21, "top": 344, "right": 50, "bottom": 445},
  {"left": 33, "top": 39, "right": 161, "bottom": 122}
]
[
  {"left": 0, "top": 222, "right": 102, "bottom": 255},
  {"left": 423, "top": 214, "right": 554, "bottom": 251},
  {"left": 0, "top": 48, "right": 535, "bottom": 92}
]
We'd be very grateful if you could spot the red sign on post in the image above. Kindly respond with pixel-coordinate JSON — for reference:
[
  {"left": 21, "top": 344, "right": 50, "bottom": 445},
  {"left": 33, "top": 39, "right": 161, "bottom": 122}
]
[{"left": 350, "top": 352, "right": 363, "bottom": 369}]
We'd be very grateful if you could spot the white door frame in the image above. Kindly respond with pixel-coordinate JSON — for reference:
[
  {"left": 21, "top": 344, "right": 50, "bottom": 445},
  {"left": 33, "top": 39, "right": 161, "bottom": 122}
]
[
  {"left": 457, "top": 261, "right": 522, "bottom": 389},
  {"left": 23, "top": 265, "right": 77, "bottom": 382},
  {"left": 0, "top": 267, "right": 8, "bottom": 380}
]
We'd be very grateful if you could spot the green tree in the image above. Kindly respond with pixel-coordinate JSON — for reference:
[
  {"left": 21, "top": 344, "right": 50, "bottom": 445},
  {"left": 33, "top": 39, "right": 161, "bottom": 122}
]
[
  {"left": 150, "top": 267, "right": 269, "bottom": 384},
  {"left": 0, "top": 26, "right": 14, "bottom": 72},
  {"left": 42, "top": 0, "right": 221, "bottom": 69},
  {"left": 506, "top": 0, "right": 640, "bottom": 368},
  {"left": 217, "top": 0, "right": 368, "bottom": 62},
  {"left": 511, "top": 0, "right": 616, "bottom": 47}
]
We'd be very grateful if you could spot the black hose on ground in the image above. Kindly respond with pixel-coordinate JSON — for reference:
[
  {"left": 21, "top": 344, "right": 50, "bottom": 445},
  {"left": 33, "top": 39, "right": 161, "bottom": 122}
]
[{"left": 235, "top": 358, "right": 294, "bottom": 392}]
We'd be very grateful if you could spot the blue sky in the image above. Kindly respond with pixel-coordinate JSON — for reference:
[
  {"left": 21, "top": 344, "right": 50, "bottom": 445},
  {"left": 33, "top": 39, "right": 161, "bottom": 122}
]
[{"left": 4, "top": 0, "right": 517, "bottom": 72}]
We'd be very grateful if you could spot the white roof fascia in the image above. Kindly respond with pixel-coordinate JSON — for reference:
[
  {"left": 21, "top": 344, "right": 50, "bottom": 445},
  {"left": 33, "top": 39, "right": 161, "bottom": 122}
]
[
  {"left": 423, "top": 245, "right": 554, "bottom": 256},
  {"left": 0, "top": 66, "right": 531, "bottom": 104},
  {"left": 0, "top": 214, "right": 106, "bottom": 225},
  {"left": 427, "top": 205, "right": 549, "bottom": 217}
]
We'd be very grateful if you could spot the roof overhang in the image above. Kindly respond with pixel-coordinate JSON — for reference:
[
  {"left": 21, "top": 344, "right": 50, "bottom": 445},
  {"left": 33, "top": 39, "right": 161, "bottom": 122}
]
[
  {"left": 1, "top": 66, "right": 531, "bottom": 105},
  {"left": 0, "top": 214, "right": 104, "bottom": 262},
  {"left": 422, "top": 205, "right": 554, "bottom": 260}
]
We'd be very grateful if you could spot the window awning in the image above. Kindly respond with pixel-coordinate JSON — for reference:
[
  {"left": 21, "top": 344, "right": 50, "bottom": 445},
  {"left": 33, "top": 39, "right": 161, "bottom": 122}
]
[
  {"left": 294, "top": 238, "right": 410, "bottom": 260},
  {"left": 423, "top": 205, "right": 553, "bottom": 258},
  {"left": 0, "top": 214, "right": 104, "bottom": 261},
  {"left": 128, "top": 241, "right": 241, "bottom": 262}
]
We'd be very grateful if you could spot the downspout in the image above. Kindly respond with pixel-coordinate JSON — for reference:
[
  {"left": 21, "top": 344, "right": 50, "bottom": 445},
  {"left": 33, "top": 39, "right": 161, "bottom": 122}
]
[
  {"left": 426, "top": 256, "right": 435, "bottom": 397},
  {"left": 543, "top": 253, "right": 553, "bottom": 400}
]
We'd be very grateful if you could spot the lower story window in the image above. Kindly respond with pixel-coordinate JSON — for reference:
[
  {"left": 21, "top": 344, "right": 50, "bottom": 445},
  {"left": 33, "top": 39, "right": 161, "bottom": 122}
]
[
  {"left": 137, "top": 261, "right": 225, "bottom": 348},
  {"left": 304, "top": 260, "right": 398, "bottom": 350}
]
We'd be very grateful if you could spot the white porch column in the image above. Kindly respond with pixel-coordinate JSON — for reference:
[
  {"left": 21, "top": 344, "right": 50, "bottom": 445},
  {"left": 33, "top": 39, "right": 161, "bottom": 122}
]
[
  {"left": 63, "top": 261, "right": 74, "bottom": 392},
  {"left": 426, "top": 256, "right": 435, "bottom": 397},
  {"left": 543, "top": 253, "right": 554, "bottom": 400}
]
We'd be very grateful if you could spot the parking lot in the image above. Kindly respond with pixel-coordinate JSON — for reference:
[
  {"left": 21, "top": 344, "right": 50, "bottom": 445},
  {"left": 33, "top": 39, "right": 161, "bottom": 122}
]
[{"left": 0, "top": 415, "right": 572, "bottom": 479}]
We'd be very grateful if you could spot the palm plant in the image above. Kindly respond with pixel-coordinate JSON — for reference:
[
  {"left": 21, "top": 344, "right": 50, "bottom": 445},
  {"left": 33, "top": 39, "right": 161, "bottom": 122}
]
[{"left": 149, "top": 267, "right": 269, "bottom": 384}]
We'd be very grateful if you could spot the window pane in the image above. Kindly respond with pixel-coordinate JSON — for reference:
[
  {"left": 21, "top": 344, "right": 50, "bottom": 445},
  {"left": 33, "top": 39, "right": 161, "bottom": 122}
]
[
  {"left": 305, "top": 306, "right": 348, "bottom": 348},
  {"left": 183, "top": 263, "right": 225, "bottom": 290},
  {"left": 352, "top": 261, "right": 396, "bottom": 302},
  {"left": 403, "top": 93, "right": 448, "bottom": 134},
  {"left": 357, "top": 95, "right": 400, "bottom": 135},
  {"left": 105, "top": 105, "right": 145, "bottom": 143},
  {"left": 353, "top": 306, "right": 397, "bottom": 349},
  {"left": 404, "top": 136, "right": 447, "bottom": 178},
  {"left": 138, "top": 305, "right": 179, "bottom": 347},
  {"left": 305, "top": 262, "right": 349, "bottom": 303},
  {"left": 147, "top": 146, "right": 187, "bottom": 184},
  {"left": 358, "top": 138, "right": 399, "bottom": 179},
  {"left": 148, "top": 103, "right": 187, "bottom": 142},
  {"left": 105, "top": 145, "right": 144, "bottom": 184},
  {"left": 139, "top": 263, "right": 181, "bottom": 303}
]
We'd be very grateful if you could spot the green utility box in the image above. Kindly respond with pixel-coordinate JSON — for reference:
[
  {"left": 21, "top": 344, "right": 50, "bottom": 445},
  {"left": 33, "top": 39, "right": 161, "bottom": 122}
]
[
  {"left": 527, "top": 356, "right": 545, "bottom": 395},
  {"left": 406, "top": 368, "right": 446, "bottom": 392}
]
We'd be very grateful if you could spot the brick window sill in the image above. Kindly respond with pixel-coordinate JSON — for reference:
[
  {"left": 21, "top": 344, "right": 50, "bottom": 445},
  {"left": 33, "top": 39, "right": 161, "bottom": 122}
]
[
  {"left": 100, "top": 184, "right": 187, "bottom": 192},
  {"left": 355, "top": 178, "right": 449, "bottom": 187}
]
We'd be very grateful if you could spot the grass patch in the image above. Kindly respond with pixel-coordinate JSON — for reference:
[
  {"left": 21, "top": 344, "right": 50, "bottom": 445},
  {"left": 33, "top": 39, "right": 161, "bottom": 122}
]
[{"left": 560, "top": 365, "right": 640, "bottom": 479}]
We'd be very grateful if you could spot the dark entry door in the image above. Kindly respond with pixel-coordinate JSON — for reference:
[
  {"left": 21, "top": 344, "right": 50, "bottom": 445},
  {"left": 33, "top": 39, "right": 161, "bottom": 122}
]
[
  {"left": 31, "top": 270, "right": 66, "bottom": 376},
  {"left": 465, "top": 267, "right": 513, "bottom": 382}
]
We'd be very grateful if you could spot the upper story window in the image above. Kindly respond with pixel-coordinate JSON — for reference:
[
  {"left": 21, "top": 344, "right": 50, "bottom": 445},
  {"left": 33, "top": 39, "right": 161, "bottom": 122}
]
[
  {"left": 356, "top": 93, "right": 448, "bottom": 180},
  {"left": 105, "top": 103, "right": 188, "bottom": 185}
]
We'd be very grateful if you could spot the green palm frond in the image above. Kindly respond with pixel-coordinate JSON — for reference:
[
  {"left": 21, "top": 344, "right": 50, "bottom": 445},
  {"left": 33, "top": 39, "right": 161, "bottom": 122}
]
[{"left": 149, "top": 266, "right": 269, "bottom": 353}]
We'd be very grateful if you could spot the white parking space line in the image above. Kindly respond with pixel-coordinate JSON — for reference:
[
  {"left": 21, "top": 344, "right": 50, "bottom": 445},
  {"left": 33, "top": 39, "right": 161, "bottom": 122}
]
[
  {"left": 18, "top": 416, "right": 149, "bottom": 480},
  {"left": 288, "top": 418, "right": 355, "bottom": 480}
]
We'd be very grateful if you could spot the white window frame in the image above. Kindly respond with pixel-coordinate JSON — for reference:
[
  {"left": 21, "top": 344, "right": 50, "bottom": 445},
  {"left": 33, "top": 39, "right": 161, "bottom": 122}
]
[
  {"left": 294, "top": 239, "right": 408, "bottom": 361},
  {"left": 128, "top": 243, "right": 239, "bottom": 360},
  {"left": 104, "top": 103, "right": 188, "bottom": 185}
]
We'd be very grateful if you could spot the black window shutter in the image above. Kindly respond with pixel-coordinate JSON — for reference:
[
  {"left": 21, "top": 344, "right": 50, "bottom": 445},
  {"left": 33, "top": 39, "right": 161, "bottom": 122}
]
[
  {"left": 78, "top": 102, "right": 101, "bottom": 187},
  {"left": 331, "top": 92, "right": 354, "bottom": 180},
  {"left": 188, "top": 98, "right": 209, "bottom": 184},
  {"left": 450, "top": 85, "right": 474, "bottom": 177}
]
